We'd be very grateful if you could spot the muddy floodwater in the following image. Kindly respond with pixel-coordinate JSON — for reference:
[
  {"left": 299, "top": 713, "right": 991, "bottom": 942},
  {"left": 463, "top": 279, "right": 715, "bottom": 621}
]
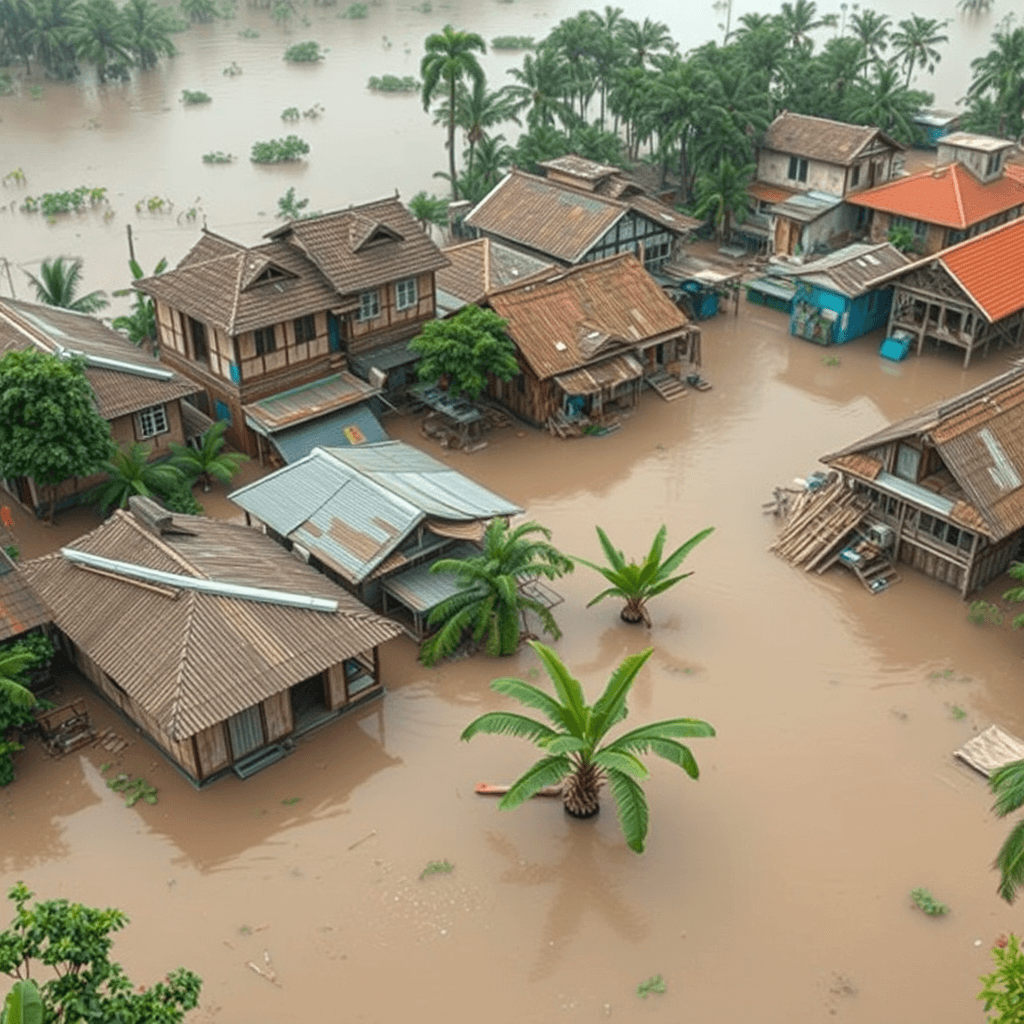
[{"left": 3, "top": 304, "right": 1024, "bottom": 1023}]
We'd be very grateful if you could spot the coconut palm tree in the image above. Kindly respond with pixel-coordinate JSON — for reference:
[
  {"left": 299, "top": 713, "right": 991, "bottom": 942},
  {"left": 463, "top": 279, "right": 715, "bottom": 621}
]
[
  {"left": 179, "top": 0, "right": 215, "bottom": 23},
  {"left": 26, "top": 0, "right": 80, "bottom": 79},
  {"left": 693, "top": 156, "right": 755, "bottom": 243},
  {"left": 504, "top": 47, "right": 576, "bottom": 131},
  {"left": 92, "top": 443, "right": 184, "bottom": 513},
  {"left": 777, "top": 0, "right": 836, "bottom": 50},
  {"left": 848, "top": 8, "right": 891, "bottom": 59},
  {"left": 421, "top": 24, "right": 487, "bottom": 202},
  {"left": 168, "top": 420, "right": 247, "bottom": 492},
  {"left": 433, "top": 77, "right": 517, "bottom": 180},
  {"left": 574, "top": 524, "right": 714, "bottom": 626},
  {"left": 406, "top": 190, "right": 449, "bottom": 234},
  {"left": 891, "top": 14, "right": 949, "bottom": 87},
  {"left": 24, "top": 257, "right": 108, "bottom": 313},
  {"left": 967, "top": 23, "right": 1024, "bottom": 139},
  {"left": 616, "top": 15, "right": 675, "bottom": 68},
  {"left": 986, "top": 759, "right": 1024, "bottom": 902},
  {"left": 111, "top": 255, "right": 166, "bottom": 346},
  {"left": 846, "top": 63, "right": 929, "bottom": 143},
  {"left": 419, "top": 519, "right": 573, "bottom": 666},
  {"left": 69, "top": 0, "right": 131, "bottom": 82},
  {"left": 121, "top": 0, "right": 175, "bottom": 70},
  {"left": 461, "top": 641, "right": 716, "bottom": 850},
  {"left": 0, "top": 0, "right": 37, "bottom": 73}
]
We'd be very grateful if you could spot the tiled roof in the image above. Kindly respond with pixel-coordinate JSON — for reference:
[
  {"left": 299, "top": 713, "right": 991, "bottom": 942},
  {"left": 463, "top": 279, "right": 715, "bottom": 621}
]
[
  {"left": 0, "top": 544, "right": 50, "bottom": 643},
  {"left": 21, "top": 506, "right": 402, "bottom": 740},
  {"left": 487, "top": 253, "right": 691, "bottom": 380},
  {"left": 845, "top": 163, "right": 1024, "bottom": 228},
  {"left": 763, "top": 112, "right": 904, "bottom": 165},
  {"left": 786, "top": 242, "right": 911, "bottom": 297},
  {"left": 437, "top": 238, "right": 555, "bottom": 306},
  {"left": 940, "top": 218, "right": 1024, "bottom": 322},
  {"left": 0, "top": 299, "right": 199, "bottom": 420}
]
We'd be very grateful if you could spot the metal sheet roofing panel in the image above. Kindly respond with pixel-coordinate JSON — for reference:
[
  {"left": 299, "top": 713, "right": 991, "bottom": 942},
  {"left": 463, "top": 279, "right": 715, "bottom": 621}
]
[
  {"left": 380, "top": 542, "right": 478, "bottom": 613},
  {"left": 271, "top": 404, "right": 387, "bottom": 464}
]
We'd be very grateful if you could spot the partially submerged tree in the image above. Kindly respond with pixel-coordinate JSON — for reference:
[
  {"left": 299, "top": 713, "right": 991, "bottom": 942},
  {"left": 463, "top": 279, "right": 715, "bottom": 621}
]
[
  {"left": 461, "top": 642, "right": 716, "bottom": 851},
  {"left": 988, "top": 760, "right": 1024, "bottom": 903},
  {"left": 420, "top": 519, "right": 573, "bottom": 666},
  {"left": 574, "top": 524, "right": 714, "bottom": 626},
  {"left": 24, "top": 256, "right": 108, "bottom": 313},
  {"left": 0, "top": 350, "right": 114, "bottom": 522},
  {"left": 0, "top": 882, "right": 201, "bottom": 1023},
  {"left": 168, "top": 420, "right": 247, "bottom": 492},
  {"left": 409, "top": 304, "right": 519, "bottom": 400}
]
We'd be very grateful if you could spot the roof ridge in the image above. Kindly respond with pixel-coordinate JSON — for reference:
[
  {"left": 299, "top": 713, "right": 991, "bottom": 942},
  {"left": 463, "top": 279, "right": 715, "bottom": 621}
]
[
  {"left": 952, "top": 164, "right": 966, "bottom": 226},
  {"left": 227, "top": 249, "right": 245, "bottom": 335},
  {"left": 117, "top": 509, "right": 208, "bottom": 578}
]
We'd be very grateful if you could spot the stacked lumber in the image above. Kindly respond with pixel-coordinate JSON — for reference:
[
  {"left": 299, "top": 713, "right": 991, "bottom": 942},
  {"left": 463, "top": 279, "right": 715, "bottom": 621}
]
[{"left": 770, "top": 477, "right": 870, "bottom": 571}]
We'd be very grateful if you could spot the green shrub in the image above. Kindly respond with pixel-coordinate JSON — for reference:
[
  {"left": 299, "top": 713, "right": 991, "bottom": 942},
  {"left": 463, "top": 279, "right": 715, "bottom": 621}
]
[
  {"left": 980, "top": 934, "right": 1024, "bottom": 1023},
  {"left": 156, "top": 480, "right": 204, "bottom": 515},
  {"left": 0, "top": 73, "right": 14, "bottom": 96},
  {"left": 250, "top": 135, "right": 310, "bottom": 163},
  {"left": 340, "top": 2, "right": 367, "bottom": 16},
  {"left": 490, "top": 34, "right": 534, "bottom": 49},
  {"left": 0, "top": 739, "right": 24, "bottom": 786},
  {"left": 368, "top": 74, "right": 418, "bottom": 92},
  {"left": 910, "top": 887, "right": 950, "bottom": 916},
  {"left": 283, "top": 40, "right": 324, "bottom": 62},
  {"left": 281, "top": 106, "right": 301, "bottom": 121},
  {"left": 202, "top": 150, "right": 234, "bottom": 164},
  {"left": 181, "top": 89, "right": 212, "bottom": 104},
  {"left": 20, "top": 186, "right": 106, "bottom": 216},
  {"left": 238, "top": 25, "right": 259, "bottom": 37}
]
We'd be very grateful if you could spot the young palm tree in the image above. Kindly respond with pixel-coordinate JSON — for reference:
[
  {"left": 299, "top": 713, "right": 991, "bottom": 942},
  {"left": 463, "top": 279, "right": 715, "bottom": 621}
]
[
  {"left": 92, "top": 443, "right": 184, "bottom": 513},
  {"left": 419, "top": 519, "right": 573, "bottom": 666},
  {"left": 987, "top": 760, "right": 1024, "bottom": 902},
  {"left": 420, "top": 24, "right": 487, "bottom": 202},
  {"left": 24, "top": 256, "right": 108, "bottom": 313},
  {"left": 406, "top": 190, "right": 449, "bottom": 234},
  {"left": 891, "top": 14, "right": 949, "bottom": 87},
  {"left": 694, "top": 157, "right": 754, "bottom": 243},
  {"left": 112, "top": 256, "right": 166, "bottom": 345},
  {"left": 0, "top": 646, "right": 36, "bottom": 714},
  {"left": 69, "top": 0, "right": 131, "bottom": 82},
  {"left": 168, "top": 421, "right": 247, "bottom": 492},
  {"left": 574, "top": 524, "right": 714, "bottom": 626},
  {"left": 121, "top": 0, "right": 175, "bottom": 70},
  {"left": 461, "top": 641, "right": 716, "bottom": 850}
]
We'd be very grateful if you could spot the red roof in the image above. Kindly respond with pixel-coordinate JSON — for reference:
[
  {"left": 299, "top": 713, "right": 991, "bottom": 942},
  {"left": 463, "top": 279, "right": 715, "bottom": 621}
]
[
  {"left": 749, "top": 181, "right": 799, "bottom": 204},
  {"left": 847, "top": 163, "right": 1024, "bottom": 229},
  {"left": 940, "top": 218, "right": 1024, "bottom": 322}
]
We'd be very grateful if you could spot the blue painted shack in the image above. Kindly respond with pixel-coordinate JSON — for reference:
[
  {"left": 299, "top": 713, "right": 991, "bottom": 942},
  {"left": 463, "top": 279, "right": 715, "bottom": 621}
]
[
  {"left": 912, "top": 109, "right": 961, "bottom": 149},
  {"left": 783, "top": 242, "right": 911, "bottom": 345}
]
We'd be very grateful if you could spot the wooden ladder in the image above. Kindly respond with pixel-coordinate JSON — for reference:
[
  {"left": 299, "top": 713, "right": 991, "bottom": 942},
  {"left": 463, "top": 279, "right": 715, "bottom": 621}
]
[
  {"left": 646, "top": 372, "right": 688, "bottom": 402},
  {"left": 852, "top": 554, "right": 901, "bottom": 594}
]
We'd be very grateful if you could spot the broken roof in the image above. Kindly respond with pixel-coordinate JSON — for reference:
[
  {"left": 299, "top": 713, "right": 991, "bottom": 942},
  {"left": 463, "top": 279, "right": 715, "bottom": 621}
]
[
  {"left": 21, "top": 502, "right": 402, "bottom": 740},
  {"left": 762, "top": 112, "right": 904, "bottom": 165},
  {"left": 783, "top": 242, "right": 911, "bottom": 297},
  {"left": 437, "top": 238, "right": 555, "bottom": 309}
]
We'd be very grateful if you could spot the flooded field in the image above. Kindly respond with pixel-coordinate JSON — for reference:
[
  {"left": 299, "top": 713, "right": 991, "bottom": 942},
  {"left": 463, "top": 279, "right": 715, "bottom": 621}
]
[{"left": 3, "top": 304, "right": 1024, "bottom": 1022}]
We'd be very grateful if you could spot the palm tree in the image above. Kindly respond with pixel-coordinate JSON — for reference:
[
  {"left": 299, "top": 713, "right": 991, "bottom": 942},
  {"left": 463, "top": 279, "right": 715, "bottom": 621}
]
[
  {"left": 179, "top": 0, "right": 215, "bottom": 23},
  {"left": 777, "top": 0, "right": 837, "bottom": 50},
  {"left": 968, "top": 23, "right": 1024, "bottom": 138},
  {"left": 111, "top": 255, "right": 166, "bottom": 345},
  {"left": 69, "top": 0, "right": 131, "bottom": 82},
  {"left": 121, "top": 0, "right": 174, "bottom": 70},
  {"left": 846, "top": 63, "right": 929, "bottom": 143},
  {"left": 406, "top": 190, "right": 449, "bottom": 234},
  {"left": 986, "top": 759, "right": 1024, "bottom": 902},
  {"left": 421, "top": 24, "right": 487, "bottom": 202},
  {"left": 92, "top": 443, "right": 184, "bottom": 513},
  {"left": 616, "top": 16, "right": 675, "bottom": 68},
  {"left": 419, "top": 519, "right": 573, "bottom": 666},
  {"left": 461, "top": 641, "right": 716, "bottom": 850},
  {"left": 24, "top": 257, "right": 108, "bottom": 312},
  {"left": 0, "top": 645, "right": 36, "bottom": 714},
  {"left": 504, "top": 47, "right": 576, "bottom": 131},
  {"left": 574, "top": 524, "right": 713, "bottom": 626},
  {"left": 694, "top": 156, "right": 755, "bottom": 243},
  {"left": 848, "top": 8, "right": 891, "bottom": 59},
  {"left": 0, "top": 0, "right": 37, "bottom": 73},
  {"left": 27, "top": 0, "right": 81, "bottom": 79},
  {"left": 545, "top": 12, "right": 602, "bottom": 120},
  {"left": 433, "top": 77, "right": 516, "bottom": 180},
  {"left": 168, "top": 421, "right": 247, "bottom": 492},
  {"left": 891, "top": 14, "right": 949, "bottom": 87}
]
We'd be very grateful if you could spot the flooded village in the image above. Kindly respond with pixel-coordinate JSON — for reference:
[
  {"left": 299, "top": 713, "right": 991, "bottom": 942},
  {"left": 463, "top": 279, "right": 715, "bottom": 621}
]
[{"left": 4, "top": 0, "right": 1024, "bottom": 1021}]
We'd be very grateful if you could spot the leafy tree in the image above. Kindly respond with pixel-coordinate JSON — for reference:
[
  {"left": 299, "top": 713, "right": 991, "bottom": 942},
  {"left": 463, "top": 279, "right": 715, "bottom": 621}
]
[
  {"left": 988, "top": 759, "right": 1024, "bottom": 902},
  {"left": 91, "top": 442, "right": 184, "bottom": 513},
  {"left": 121, "top": 0, "right": 175, "bottom": 70},
  {"left": 460, "top": 641, "right": 716, "bottom": 850},
  {"left": 407, "top": 190, "right": 449, "bottom": 233},
  {"left": 887, "top": 223, "right": 917, "bottom": 253},
  {"left": 420, "top": 24, "right": 486, "bottom": 201},
  {"left": 0, "top": 350, "right": 114, "bottom": 521},
  {"left": 112, "top": 256, "right": 166, "bottom": 346},
  {"left": 979, "top": 933, "right": 1024, "bottom": 1022},
  {"left": 574, "top": 524, "right": 714, "bottom": 626},
  {"left": 26, "top": 0, "right": 80, "bottom": 79},
  {"left": 0, "top": 882, "right": 202, "bottom": 1023},
  {"left": 24, "top": 256, "right": 107, "bottom": 313},
  {"left": 68, "top": 0, "right": 131, "bottom": 82},
  {"left": 967, "top": 22, "right": 1024, "bottom": 140},
  {"left": 168, "top": 420, "right": 247, "bottom": 492},
  {"left": 419, "top": 519, "right": 573, "bottom": 666},
  {"left": 409, "top": 304, "right": 519, "bottom": 400},
  {"left": 891, "top": 14, "right": 949, "bottom": 87},
  {"left": 276, "top": 186, "right": 314, "bottom": 220},
  {"left": 693, "top": 157, "right": 754, "bottom": 242}
]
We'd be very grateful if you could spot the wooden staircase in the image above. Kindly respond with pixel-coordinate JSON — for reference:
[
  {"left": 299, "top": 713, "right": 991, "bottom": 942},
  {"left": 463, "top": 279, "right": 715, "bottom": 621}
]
[
  {"left": 851, "top": 553, "right": 901, "bottom": 593},
  {"left": 646, "top": 371, "right": 688, "bottom": 401}
]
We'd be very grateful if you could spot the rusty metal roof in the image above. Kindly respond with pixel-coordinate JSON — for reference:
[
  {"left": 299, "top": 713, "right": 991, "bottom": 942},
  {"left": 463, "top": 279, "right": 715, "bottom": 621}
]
[
  {"left": 785, "top": 242, "right": 911, "bottom": 298},
  {"left": 487, "top": 254, "right": 691, "bottom": 381},
  {"left": 763, "top": 112, "right": 904, "bottom": 165},
  {"left": 21, "top": 507, "right": 402, "bottom": 740},
  {"left": 437, "top": 238, "right": 555, "bottom": 308},
  {"left": 243, "top": 372, "right": 379, "bottom": 434},
  {"left": 554, "top": 353, "right": 644, "bottom": 395},
  {"left": 229, "top": 441, "right": 521, "bottom": 584},
  {"left": 0, "top": 299, "right": 199, "bottom": 419}
]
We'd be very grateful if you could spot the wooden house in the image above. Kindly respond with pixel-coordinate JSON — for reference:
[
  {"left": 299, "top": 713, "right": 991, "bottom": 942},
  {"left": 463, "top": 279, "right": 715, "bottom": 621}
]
[
  {"left": 778, "top": 243, "right": 911, "bottom": 345},
  {"left": 483, "top": 253, "right": 701, "bottom": 427},
  {"left": 21, "top": 497, "right": 403, "bottom": 785},
  {"left": 229, "top": 441, "right": 522, "bottom": 637},
  {"left": 464, "top": 156, "right": 699, "bottom": 274},
  {"left": 873, "top": 217, "right": 1024, "bottom": 367},
  {"left": 822, "top": 364, "right": 1024, "bottom": 596},
  {"left": 0, "top": 298, "right": 201, "bottom": 517},
  {"left": 134, "top": 198, "right": 450, "bottom": 459},
  {"left": 847, "top": 135, "right": 1024, "bottom": 257},
  {"left": 435, "top": 237, "right": 555, "bottom": 315}
]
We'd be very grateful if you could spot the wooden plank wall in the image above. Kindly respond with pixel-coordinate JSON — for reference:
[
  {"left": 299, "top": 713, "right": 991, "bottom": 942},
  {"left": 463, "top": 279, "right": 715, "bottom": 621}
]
[
  {"left": 194, "top": 723, "right": 231, "bottom": 778},
  {"left": 263, "top": 691, "right": 293, "bottom": 741},
  {"left": 327, "top": 662, "right": 349, "bottom": 710}
]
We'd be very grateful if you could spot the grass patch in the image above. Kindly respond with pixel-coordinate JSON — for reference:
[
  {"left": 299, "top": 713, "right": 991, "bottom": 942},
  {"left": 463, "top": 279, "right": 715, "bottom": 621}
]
[
  {"left": 181, "top": 89, "right": 211, "bottom": 104},
  {"left": 281, "top": 796, "right": 302, "bottom": 805},
  {"left": 419, "top": 859, "right": 454, "bottom": 880},
  {"left": 238, "top": 25, "right": 259, "bottom": 37},
  {"left": 2, "top": 168, "right": 26, "bottom": 186},
  {"left": 250, "top": 135, "right": 310, "bottom": 163},
  {"left": 949, "top": 704, "right": 968, "bottom": 720},
  {"left": 637, "top": 974, "right": 666, "bottom": 999},
  {"left": 910, "top": 887, "right": 949, "bottom": 916},
  {"left": 202, "top": 150, "right": 234, "bottom": 163},
  {"left": 968, "top": 600, "right": 1003, "bottom": 625},
  {"left": 368, "top": 74, "right": 418, "bottom": 92},
  {"left": 821, "top": 354, "right": 840, "bottom": 367},
  {"left": 491, "top": 34, "right": 534, "bottom": 49},
  {"left": 284, "top": 40, "right": 325, "bottom": 62}
]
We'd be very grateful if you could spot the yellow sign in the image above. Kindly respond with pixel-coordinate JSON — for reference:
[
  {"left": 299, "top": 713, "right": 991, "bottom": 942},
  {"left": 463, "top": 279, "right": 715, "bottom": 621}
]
[{"left": 343, "top": 425, "right": 367, "bottom": 445}]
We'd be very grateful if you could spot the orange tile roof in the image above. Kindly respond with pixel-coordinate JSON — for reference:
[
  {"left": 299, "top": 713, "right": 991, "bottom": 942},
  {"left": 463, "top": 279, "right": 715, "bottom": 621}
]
[
  {"left": 940, "top": 218, "right": 1024, "bottom": 322},
  {"left": 749, "top": 181, "right": 800, "bottom": 204},
  {"left": 846, "top": 163, "right": 1024, "bottom": 229}
]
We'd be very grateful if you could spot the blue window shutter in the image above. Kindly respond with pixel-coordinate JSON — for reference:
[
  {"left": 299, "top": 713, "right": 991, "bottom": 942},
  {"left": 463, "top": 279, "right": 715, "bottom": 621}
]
[
  {"left": 229, "top": 362, "right": 240, "bottom": 384},
  {"left": 215, "top": 401, "right": 231, "bottom": 422}
]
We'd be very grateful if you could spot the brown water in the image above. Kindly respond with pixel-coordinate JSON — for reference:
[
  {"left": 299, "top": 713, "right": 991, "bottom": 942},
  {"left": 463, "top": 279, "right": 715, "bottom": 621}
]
[{"left": 3, "top": 306, "right": 1024, "bottom": 1022}]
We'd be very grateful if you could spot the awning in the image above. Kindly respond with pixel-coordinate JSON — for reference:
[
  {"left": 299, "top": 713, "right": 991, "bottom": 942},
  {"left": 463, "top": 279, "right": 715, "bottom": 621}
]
[
  {"left": 424, "top": 517, "right": 488, "bottom": 542},
  {"left": 554, "top": 353, "right": 644, "bottom": 396},
  {"left": 270, "top": 403, "right": 388, "bottom": 464},
  {"left": 348, "top": 340, "right": 418, "bottom": 376},
  {"left": 749, "top": 181, "right": 800, "bottom": 204},
  {"left": 243, "top": 372, "right": 379, "bottom": 434}
]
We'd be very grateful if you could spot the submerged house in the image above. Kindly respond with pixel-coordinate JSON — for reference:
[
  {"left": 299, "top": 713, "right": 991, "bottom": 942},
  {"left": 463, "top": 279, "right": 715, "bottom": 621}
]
[
  {"left": 464, "top": 156, "right": 699, "bottom": 274},
  {"left": 0, "top": 298, "right": 201, "bottom": 516},
  {"left": 134, "top": 198, "right": 450, "bottom": 459},
  {"left": 483, "top": 253, "right": 701, "bottom": 426},
  {"left": 229, "top": 441, "right": 522, "bottom": 637},
  {"left": 22, "top": 497, "right": 403, "bottom": 784},
  {"left": 822, "top": 364, "right": 1024, "bottom": 596}
]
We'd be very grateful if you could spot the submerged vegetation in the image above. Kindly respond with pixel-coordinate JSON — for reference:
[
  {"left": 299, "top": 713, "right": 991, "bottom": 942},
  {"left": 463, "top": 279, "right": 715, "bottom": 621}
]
[
  {"left": 180, "top": 87, "right": 211, "bottom": 103},
  {"left": 202, "top": 150, "right": 234, "bottom": 163},
  {"left": 339, "top": 2, "right": 367, "bottom": 17},
  {"left": 368, "top": 74, "right": 418, "bottom": 92},
  {"left": 283, "top": 40, "right": 325, "bottom": 62},
  {"left": 19, "top": 186, "right": 106, "bottom": 216},
  {"left": 250, "top": 135, "right": 310, "bottom": 163},
  {"left": 490, "top": 35, "right": 534, "bottom": 49}
]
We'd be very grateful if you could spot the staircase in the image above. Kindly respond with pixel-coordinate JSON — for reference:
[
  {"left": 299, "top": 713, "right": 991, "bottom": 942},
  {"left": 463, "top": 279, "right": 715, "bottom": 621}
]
[
  {"left": 646, "top": 371, "right": 688, "bottom": 401},
  {"left": 850, "top": 552, "right": 901, "bottom": 594}
]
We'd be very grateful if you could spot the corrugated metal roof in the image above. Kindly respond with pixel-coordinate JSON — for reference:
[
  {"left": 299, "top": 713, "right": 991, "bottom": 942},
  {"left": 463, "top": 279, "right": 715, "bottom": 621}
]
[
  {"left": 763, "top": 112, "right": 903, "bottom": 165},
  {"left": 554, "top": 353, "right": 643, "bottom": 395},
  {"left": 243, "top": 372, "right": 379, "bottom": 433},
  {"left": 21, "top": 508, "right": 402, "bottom": 740},
  {"left": 271, "top": 404, "right": 387, "bottom": 464},
  {"left": 786, "top": 242, "right": 911, "bottom": 297},
  {"left": 771, "top": 190, "right": 843, "bottom": 224},
  {"left": 381, "top": 542, "right": 478, "bottom": 613}
]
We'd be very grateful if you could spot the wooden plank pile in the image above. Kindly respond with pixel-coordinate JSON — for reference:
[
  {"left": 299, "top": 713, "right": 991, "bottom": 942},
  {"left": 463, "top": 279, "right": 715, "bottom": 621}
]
[
  {"left": 770, "top": 476, "right": 870, "bottom": 571},
  {"left": 92, "top": 726, "right": 132, "bottom": 756}
]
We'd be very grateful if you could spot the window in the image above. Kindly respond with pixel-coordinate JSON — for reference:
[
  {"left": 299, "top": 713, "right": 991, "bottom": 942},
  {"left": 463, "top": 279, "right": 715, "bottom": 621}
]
[
  {"left": 188, "top": 317, "right": 207, "bottom": 362},
  {"left": 987, "top": 152, "right": 1003, "bottom": 177},
  {"left": 644, "top": 240, "right": 672, "bottom": 269},
  {"left": 787, "top": 156, "right": 808, "bottom": 183},
  {"left": 851, "top": 164, "right": 861, "bottom": 187},
  {"left": 895, "top": 443, "right": 921, "bottom": 482},
  {"left": 395, "top": 278, "right": 418, "bottom": 311},
  {"left": 215, "top": 400, "right": 231, "bottom": 423},
  {"left": 136, "top": 404, "right": 168, "bottom": 439},
  {"left": 358, "top": 290, "right": 380, "bottom": 322},
  {"left": 294, "top": 314, "right": 316, "bottom": 343},
  {"left": 254, "top": 325, "right": 276, "bottom": 356}
]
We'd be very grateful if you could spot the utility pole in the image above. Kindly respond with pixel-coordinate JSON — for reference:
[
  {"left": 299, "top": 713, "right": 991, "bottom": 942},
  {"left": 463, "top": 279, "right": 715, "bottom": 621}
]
[{"left": 126, "top": 223, "right": 136, "bottom": 263}]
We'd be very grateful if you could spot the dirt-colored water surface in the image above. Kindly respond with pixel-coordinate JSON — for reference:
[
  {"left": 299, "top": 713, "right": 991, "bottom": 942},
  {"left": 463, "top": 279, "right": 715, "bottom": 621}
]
[{"left": 3, "top": 303, "right": 1024, "bottom": 1023}]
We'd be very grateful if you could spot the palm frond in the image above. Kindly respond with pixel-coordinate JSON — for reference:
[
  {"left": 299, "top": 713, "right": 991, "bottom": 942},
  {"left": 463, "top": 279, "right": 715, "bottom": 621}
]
[
  {"left": 530, "top": 641, "right": 588, "bottom": 734},
  {"left": 606, "top": 767, "right": 650, "bottom": 853},
  {"left": 491, "top": 677, "right": 575, "bottom": 730},
  {"left": 658, "top": 526, "right": 715, "bottom": 576},
  {"left": 995, "top": 818, "right": 1024, "bottom": 903},
  {"left": 592, "top": 747, "right": 649, "bottom": 780},
  {"left": 460, "top": 711, "right": 560, "bottom": 745},
  {"left": 544, "top": 735, "right": 587, "bottom": 755},
  {"left": 498, "top": 754, "right": 573, "bottom": 810},
  {"left": 584, "top": 585, "right": 625, "bottom": 608},
  {"left": 590, "top": 646, "right": 654, "bottom": 737},
  {"left": 614, "top": 718, "right": 716, "bottom": 747},
  {"left": 991, "top": 759, "right": 1024, "bottom": 817},
  {"left": 611, "top": 736, "right": 700, "bottom": 778},
  {"left": 595, "top": 526, "right": 627, "bottom": 572}
]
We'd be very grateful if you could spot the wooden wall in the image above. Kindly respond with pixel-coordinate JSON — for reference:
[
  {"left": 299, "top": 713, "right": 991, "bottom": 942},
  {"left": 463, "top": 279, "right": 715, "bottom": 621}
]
[{"left": 347, "top": 273, "right": 435, "bottom": 357}]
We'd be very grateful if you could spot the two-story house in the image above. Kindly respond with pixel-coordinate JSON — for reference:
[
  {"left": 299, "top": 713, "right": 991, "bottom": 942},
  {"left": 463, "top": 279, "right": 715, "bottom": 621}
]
[
  {"left": 752, "top": 112, "right": 905, "bottom": 256},
  {"left": 134, "top": 198, "right": 450, "bottom": 459},
  {"left": 463, "top": 155, "right": 700, "bottom": 275}
]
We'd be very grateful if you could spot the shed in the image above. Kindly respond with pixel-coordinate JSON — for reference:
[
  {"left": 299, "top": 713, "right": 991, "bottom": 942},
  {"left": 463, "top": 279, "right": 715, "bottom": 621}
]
[{"left": 913, "top": 109, "right": 961, "bottom": 148}]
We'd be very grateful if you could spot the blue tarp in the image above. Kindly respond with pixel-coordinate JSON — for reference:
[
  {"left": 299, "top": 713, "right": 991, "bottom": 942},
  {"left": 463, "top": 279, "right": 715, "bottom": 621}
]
[{"left": 271, "top": 403, "right": 388, "bottom": 464}]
